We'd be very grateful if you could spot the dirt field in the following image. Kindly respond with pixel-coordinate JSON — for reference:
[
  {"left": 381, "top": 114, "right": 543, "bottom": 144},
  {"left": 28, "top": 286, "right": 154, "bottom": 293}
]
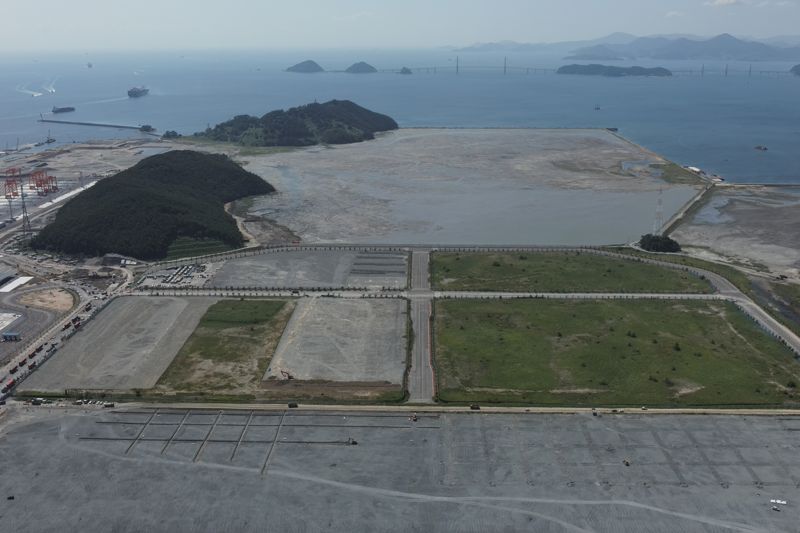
[
  {"left": 265, "top": 299, "right": 407, "bottom": 385},
  {"left": 155, "top": 299, "right": 295, "bottom": 395},
  {"left": 19, "top": 296, "right": 216, "bottom": 393},
  {"left": 672, "top": 185, "right": 800, "bottom": 276},
  {"left": 17, "top": 288, "right": 75, "bottom": 312},
  {"left": 240, "top": 129, "right": 701, "bottom": 245}
]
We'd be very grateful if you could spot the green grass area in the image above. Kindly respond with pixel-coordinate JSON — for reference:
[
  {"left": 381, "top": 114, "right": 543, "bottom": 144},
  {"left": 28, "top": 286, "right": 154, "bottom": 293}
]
[
  {"left": 165, "top": 237, "right": 235, "bottom": 260},
  {"left": 431, "top": 252, "right": 713, "bottom": 293},
  {"left": 157, "top": 299, "right": 292, "bottom": 392},
  {"left": 434, "top": 299, "right": 800, "bottom": 406},
  {"left": 763, "top": 282, "right": 800, "bottom": 337},
  {"left": 608, "top": 248, "right": 753, "bottom": 295},
  {"left": 650, "top": 162, "right": 705, "bottom": 185},
  {"left": 177, "top": 137, "right": 295, "bottom": 156}
]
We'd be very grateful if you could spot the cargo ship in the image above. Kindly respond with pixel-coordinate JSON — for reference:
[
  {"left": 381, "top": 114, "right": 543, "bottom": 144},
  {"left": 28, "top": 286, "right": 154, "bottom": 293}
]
[
  {"left": 52, "top": 106, "right": 75, "bottom": 114},
  {"left": 127, "top": 86, "right": 149, "bottom": 98}
]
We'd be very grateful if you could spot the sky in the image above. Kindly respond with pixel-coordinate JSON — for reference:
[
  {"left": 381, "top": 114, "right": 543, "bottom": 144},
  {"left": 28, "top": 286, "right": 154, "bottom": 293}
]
[{"left": 2, "top": 0, "right": 798, "bottom": 51}]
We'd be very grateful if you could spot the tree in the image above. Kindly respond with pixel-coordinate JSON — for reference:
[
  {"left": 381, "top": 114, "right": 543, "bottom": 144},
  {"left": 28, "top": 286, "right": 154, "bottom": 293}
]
[{"left": 639, "top": 234, "right": 681, "bottom": 253}]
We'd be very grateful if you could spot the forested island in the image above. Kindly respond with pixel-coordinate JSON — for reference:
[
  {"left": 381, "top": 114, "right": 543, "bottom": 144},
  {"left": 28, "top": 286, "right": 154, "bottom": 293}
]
[
  {"left": 345, "top": 62, "right": 377, "bottom": 74},
  {"left": 197, "top": 99, "right": 398, "bottom": 147},
  {"left": 557, "top": 64, "right": 672, "bottom": 77},
  {"left": 31, "top": 151, "right": 274, "bottom": 260},
  {"left": 792, "top": 64, "right": 800, "bottom": 76},
  {"left": 287, "top": 60, "right": 324, "bottom": 73}
]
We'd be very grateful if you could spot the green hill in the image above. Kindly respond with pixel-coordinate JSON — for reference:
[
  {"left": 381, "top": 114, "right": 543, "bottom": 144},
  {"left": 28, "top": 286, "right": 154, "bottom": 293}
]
[
  {"left": 287, "top": 60, "right": 324, "bottom": 73},
  {"left": 345, "top": 61, "right": 377, "bottom": 74},
  {"left": 31, "top": 151, "right": 274, "bottom": 260},
  {"left": 197, "top": 99, "right": 398, "bottom": 147}
]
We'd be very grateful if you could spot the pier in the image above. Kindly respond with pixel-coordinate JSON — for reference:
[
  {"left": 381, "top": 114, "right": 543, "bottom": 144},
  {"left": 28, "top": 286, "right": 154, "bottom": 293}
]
[{"left": 38, "top": 119, "right": 151, "bottom": 131}]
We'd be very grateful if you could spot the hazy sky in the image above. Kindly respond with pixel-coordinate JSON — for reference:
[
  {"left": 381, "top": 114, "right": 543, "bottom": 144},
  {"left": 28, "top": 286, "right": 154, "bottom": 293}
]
[{"left": 4, "top": 0, "right": 798, "bottom": 51}]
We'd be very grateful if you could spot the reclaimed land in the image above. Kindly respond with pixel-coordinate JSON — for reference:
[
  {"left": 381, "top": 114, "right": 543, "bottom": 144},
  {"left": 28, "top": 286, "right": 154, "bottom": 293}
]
[
  {"left": 431, "top": 251, "right": 713, "bottom": 293},
  {"left": 156, "top": 299, "right": 294, "bottom": 397},
  {"left": 434, "top": 299, "right": 800, "bottom": 406}
]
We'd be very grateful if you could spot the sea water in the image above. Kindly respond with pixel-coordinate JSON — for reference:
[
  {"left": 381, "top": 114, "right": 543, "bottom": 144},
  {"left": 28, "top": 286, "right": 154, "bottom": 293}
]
[{"left": 0, "top": 49, "right": 798, "bottom": 184}]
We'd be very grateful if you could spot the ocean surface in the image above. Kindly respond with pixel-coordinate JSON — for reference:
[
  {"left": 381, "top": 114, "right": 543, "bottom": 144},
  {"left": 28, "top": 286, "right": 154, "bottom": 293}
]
[{"left": 1, "top": 49, "right": 798, "bottom": 184}]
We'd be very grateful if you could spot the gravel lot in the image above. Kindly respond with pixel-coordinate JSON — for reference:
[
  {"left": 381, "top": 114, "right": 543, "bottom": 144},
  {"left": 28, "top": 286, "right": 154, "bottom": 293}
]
[
  {"left": 210, "top": 250, "right": 408, "bottom": 289},
  {"left": 0, "top": 407, "right": 797, "bottom": 532},
  {"left": 265, "top": 298, "right": 407, "bottom": 383},
  {"left": 19, "top": 296, "right": 216, "bottom": 392}
]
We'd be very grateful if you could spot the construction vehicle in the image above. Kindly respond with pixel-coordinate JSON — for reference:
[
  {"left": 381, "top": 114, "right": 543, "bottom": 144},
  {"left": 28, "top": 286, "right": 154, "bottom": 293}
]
[{"left": 280, "top": 370, "right": 294, "bottom": 380}]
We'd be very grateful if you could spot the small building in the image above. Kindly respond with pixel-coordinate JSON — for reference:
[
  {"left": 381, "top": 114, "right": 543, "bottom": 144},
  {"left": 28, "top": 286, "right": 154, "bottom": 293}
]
[
  {"left": 0, "top": 269, "right": 16, "bottom": 287},
  {"left": 102, "top": 254, "right": 126, "bottom": 266},
  {"left": 2, "top": 332, "right": 21, "bottom": 342}
]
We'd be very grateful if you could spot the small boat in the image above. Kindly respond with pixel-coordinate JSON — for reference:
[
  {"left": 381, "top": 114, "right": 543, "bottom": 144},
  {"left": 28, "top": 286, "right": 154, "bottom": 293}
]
[
  {"left": 52, "top": 106, "right": 75, "bottom": 114},
  {"left": 128, "top": 86, "right": 149, "bottom": 98},
  {"left": 754, "top": 145, "right": 768, "bottom": 151}
]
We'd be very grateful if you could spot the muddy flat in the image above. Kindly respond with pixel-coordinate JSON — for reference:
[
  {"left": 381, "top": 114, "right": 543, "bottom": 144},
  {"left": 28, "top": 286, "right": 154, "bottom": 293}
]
[{"left": 241, "top": 128, "right": 701, "bottom": 245}]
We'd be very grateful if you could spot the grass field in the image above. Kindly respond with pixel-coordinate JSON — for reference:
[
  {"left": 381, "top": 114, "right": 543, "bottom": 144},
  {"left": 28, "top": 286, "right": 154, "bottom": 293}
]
[
  {"left": 165, "top": 237, "right": 235, "bottom": 260},
  {"left": 431, "top": 252, "right": 713, "bottom": 293},
  {"left": 157, "top": 299, "right": 293, "bottom": 393},
  {"left": 434, "top": 299, "right": 800, "bottom": 406},
  {"left": 649, "top": 162, "right": 704, "bottom": 185},
  {"left": 608, "top": 247, "right": 753, "bottom": 294}
]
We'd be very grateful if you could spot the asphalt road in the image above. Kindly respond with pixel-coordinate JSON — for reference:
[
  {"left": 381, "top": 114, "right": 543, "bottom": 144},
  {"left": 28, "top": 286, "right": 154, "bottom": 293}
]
[{"left": 408, "top": 250, "right": 435, "bottom": 403}]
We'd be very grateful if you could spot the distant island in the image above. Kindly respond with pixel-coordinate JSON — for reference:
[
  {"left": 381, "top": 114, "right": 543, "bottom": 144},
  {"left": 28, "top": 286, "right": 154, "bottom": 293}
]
[
  {"left": 197, "top": 99, "right": 398, "bottom": 147},
  {"left": 792, "top": 64, "right": 800, "bottom": 76},
  {"left": 346, "top": 62, "right": 377, "bottom": 74},
  {"left": 31, "top": 151, "right": 274, "bottom": 260},
  {"left": 399, "top": 67, "right": 413, "bottom": 75},
  {"left": 287, "top": 60, "right": 324, "bottom": 73},
  {"left": 557, "top": 64, "right": 672, "bottom": 77}
]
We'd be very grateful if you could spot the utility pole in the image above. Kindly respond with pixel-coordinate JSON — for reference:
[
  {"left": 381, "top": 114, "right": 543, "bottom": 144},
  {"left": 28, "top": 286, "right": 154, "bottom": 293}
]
[
  {"left": 456, "top": 56, "right": 459, "bottom": 75},
  {"left": 653, "top": 188, "right": 664, "bottom": 235},
  {"left": 20, "top": 180, "right": 31, "bottom": 242},
  {"left": 503, "top": 56, "right": 507, "bottom": 75}
]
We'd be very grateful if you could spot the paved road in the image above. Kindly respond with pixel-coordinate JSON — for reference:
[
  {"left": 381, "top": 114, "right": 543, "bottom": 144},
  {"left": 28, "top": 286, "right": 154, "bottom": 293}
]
[
  {"left": 410, "top": 250, "right": 430, "bottom": 291},
  {"left": 408, "top": 299, "right": 434, "bottom": 403},
  {"left": 408, "top": 251, "right": 435, "bottom": 403}
]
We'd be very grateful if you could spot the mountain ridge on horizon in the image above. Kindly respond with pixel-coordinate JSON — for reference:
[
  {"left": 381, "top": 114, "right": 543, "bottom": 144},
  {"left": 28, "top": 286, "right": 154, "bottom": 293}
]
[{"left": 457, "top": 33, "right": 800, "bottom": 61}]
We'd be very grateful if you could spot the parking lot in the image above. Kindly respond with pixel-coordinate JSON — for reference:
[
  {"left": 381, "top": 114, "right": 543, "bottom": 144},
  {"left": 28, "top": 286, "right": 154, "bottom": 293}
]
[{"left": 209, "top": 250, "right": 408, "bottom": 290}]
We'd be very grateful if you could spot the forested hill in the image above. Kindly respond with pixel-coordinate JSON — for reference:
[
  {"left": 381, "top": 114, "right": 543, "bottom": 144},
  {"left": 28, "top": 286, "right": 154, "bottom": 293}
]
[
  {"left": 31, "top": 151, "right": 274, "bottom": 260},
  {"left": 557, "top": 64, "right": 672, "bottom": 77},
  {"left": 197, "top": 99, "right": 398, "bottom": 147}
]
